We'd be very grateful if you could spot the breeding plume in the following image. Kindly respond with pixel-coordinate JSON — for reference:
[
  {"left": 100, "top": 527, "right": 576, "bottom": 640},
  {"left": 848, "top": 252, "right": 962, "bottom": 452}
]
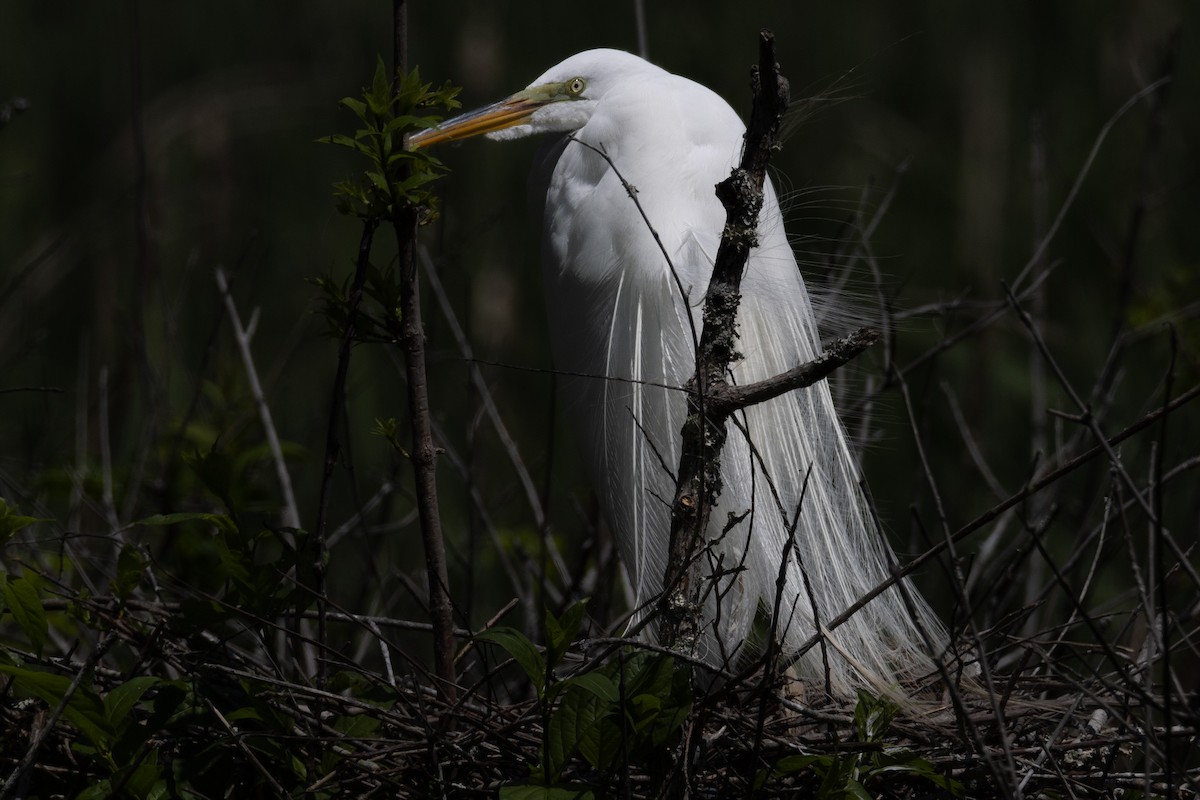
[{"left": 412, "top": 49, "right": 944, "bottom": 696}]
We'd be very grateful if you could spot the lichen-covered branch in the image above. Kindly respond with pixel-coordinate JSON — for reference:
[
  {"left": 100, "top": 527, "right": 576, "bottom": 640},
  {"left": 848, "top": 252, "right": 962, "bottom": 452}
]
[{"left": 659, "top": 31, "right": 791, "bottom": 654}]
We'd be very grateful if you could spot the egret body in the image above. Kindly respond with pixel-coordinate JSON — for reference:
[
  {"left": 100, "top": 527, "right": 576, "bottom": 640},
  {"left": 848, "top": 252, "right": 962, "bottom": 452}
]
[{"left": 413, "top": 49, "right": 944, "bottom": 696}]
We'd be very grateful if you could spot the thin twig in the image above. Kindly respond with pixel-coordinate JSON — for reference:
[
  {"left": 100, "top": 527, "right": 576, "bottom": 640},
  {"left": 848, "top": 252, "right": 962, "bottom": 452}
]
[
  {"left": 204, "top": 698, "right": 289, "bottom": 798},
  {"left": 1011, "top": 77, "right": 1169, "bottom": 293},
  {"left": 809, "top": 379, "right": 1200, "bottom": 645},
  {"left": 214, "top": 267, "right": 301, "bottom": 531},
  {"left": 313, "top": 221, "right": 377, "bottom": 690}
]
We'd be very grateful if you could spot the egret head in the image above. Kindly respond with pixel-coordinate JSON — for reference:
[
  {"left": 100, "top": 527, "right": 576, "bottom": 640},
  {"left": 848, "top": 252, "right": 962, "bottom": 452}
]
[{"left": 409, "top": 49, "right": 654, "bottom": 147}]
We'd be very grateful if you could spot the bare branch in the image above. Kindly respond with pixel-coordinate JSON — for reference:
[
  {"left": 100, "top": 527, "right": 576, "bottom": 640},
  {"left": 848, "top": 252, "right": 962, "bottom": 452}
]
[
  {"left": 660, "top": 31, "right": 794, "bottom": 654},
  {"left": 711, "top": 327, "right": 878, "bottom": 414}
]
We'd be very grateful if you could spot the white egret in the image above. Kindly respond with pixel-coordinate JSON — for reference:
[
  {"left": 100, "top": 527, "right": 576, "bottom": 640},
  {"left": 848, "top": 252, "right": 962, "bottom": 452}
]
[{"left": 412, "top": 49, "right": 945, "bottom": 696}]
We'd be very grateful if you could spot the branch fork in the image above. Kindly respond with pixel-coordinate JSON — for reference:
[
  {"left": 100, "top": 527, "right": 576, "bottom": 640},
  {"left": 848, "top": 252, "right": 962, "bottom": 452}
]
[{"left": 659, "top": 32, "right": 877, "bottom": 657}]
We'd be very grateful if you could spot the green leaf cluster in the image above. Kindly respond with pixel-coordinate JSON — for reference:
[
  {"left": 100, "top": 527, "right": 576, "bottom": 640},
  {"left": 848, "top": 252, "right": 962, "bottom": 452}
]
[
  {"left": 134, "top": 510, "right": 311, "bottom": 622},
  {"left": 309, "top": 260, "right": 406, "bottom": 344},
  {"left": 480, "top": 601, "right": 691, "bottom": 798},
  {"left": 758, "top": 689, "right": 963, "bottom": 798},
  {"left": 0, "top": 496, "right": 381, "bottom": 798},
  {"left": 321, "top": 58, "right": 459, "bottom": 222}
]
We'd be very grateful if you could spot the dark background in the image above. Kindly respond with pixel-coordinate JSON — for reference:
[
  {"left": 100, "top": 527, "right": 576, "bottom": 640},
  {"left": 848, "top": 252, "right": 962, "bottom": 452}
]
[{"left": 1, "top": 3, "right": 1196, "bottom": 650}]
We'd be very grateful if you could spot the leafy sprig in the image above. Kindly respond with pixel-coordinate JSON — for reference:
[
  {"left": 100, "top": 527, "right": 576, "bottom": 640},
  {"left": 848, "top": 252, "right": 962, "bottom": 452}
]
[{"left": 321, "top": 57, "right": 460, "bottom": 223}]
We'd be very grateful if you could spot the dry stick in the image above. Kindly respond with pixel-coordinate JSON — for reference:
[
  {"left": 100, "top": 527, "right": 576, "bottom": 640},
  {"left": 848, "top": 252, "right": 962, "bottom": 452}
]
[
  {"left": 894, "top": 371, "right": 1019, "bottom": 796},
  {"left": 712, "top": 328, "right": 877, "bottom": 413},
  {"left": 1004, "top": 284, "right": 1196, "bottom": 576},
  {"left": 1011, "top": 76, "right": 1168, "bottom": 294},
  {"left": 214, "top": 268, "right": 301, "bottom": 531},
  {"left": 839, "top": 78, "right": 1171, "bottom": 433},
  {"left": 1154, "top": 328, "right": 1177, "bottom": 793},
  {"left": 417, "top": 246, "right": 568, "bottom": 584},
  {"left": 660, "top": 31, "right": 791, "bottom": 653},
  {"left": 0, "top": 385, "right": 64, "bottom": 394},
  {"left": 428, "top": 417, "right": 532, "bottom": 607},
  {"left": 1113, "top": 36, "right": 1176, "bottom": 340},
  {"left": 809, "top": 379, "right": 1200, "bottom": 650}
]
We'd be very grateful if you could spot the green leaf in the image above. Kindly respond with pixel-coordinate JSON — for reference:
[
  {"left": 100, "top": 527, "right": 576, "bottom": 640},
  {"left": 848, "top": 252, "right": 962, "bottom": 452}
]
[
  {"left": 0, "top": 498, "right": 46, "bottom": 545},
  {"left": 367, "top": 57, "right": 391, "bottom": 115},
  {"left": 225, "top": 706, "right": 264, "bottom": 724},
  {"left": 575, "top": 702, "right": 621, "bottom": 770},
  {"left": 546, "top": 681, "right": 612, "bottom": 779},
  {"left": 625, "top": 650, "right": 674, "bottom": 699},
  {"left": 383, "top": 113, "right": 441, "bottom": 134},
  {"left": 338, "top": 97, "right": 367, "bottom": 119},
  {"left": 321, "top": 133, "right": 364, "bottom": 150},
  {"left": 773, "top": 754, "right": 829, "bottom": 775},
  {"left": 122, "top": 758, "right": 164, "bottom": 799},
  {"left": 105, "top": 676, "right": 160, "bottom": 725},
  {"left": 0, "top": 665, "right": 114, "bottom": 751},
  {"left": 842, "top": 778, "right": 873, "bottom": 800},
  {"left": 871, "top": 752, "right": 964, "bottom": 795},
  {"left": 132, "top": 511, "right": 236, "bottom": 534},
  {"left": 476, "top": 627, "right": 546, "bottom": 693},
  {"left": 852, "top": 689, "right": 899, "bottom": 743},
  {"left": 559, "top": 670, "right": 618, "bottom": 703},
  {"left": 545, "top": 600, "right": 587, "bottom": 669},
  {"left": 2, "top": 574, "right": 47, "bottom": 655},
  {"left": 77, "top": 780, "right": 113, "bottom": 800},
  {"left": 755, "top": 754, "right": 830, "bottom": 790},
  {"left": 112, "top": 543, "right": 149, "bottom": 598},
  {"left": 333, "top": 714, "right": 380, "bottom": 739}
]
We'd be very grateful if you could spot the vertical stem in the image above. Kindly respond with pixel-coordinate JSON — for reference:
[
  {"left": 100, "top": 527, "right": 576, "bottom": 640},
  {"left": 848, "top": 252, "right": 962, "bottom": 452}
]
[
  {"left": 394, "top": 213, "right": 457, "bottom": 702},
  {"left": 392, "top": 0, "right": 456, "bottom": 702},
  {"left": 313, "top": 221, "right": 378, "bottom": 689},
  {"left": 394, "top": 0, "right": 407, "bottom": 75}
]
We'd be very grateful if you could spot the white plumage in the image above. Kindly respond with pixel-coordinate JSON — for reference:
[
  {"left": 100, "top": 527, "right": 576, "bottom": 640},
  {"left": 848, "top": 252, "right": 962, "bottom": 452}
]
[{"left": 413, "top": 49, "right": 945, "bottom": 696}]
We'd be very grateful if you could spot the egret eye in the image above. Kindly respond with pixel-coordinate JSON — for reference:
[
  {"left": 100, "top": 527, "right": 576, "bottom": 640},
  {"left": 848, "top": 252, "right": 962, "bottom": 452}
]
[{"left": 566, "top": 77, "right": 586, "bottom": 97}]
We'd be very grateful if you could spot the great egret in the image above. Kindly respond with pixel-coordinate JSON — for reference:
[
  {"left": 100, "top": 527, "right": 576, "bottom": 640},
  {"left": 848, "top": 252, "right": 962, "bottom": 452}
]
[{"left": 412, "top": 49, "right": 944, "bottom": 696}]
